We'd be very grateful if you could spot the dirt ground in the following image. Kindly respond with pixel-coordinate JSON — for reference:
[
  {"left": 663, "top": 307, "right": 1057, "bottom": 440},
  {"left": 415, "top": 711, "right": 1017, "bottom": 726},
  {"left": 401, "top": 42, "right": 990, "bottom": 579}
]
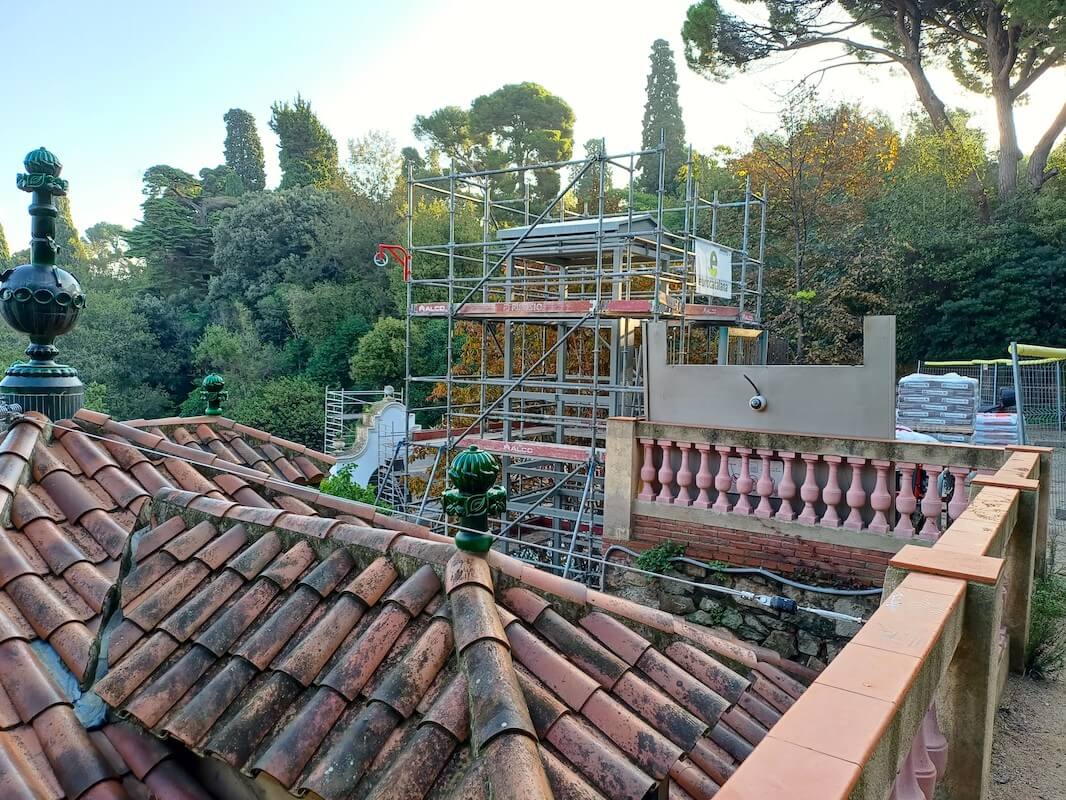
[{"left": 990, "top": 672, "right": 1066, "bottom": 800}]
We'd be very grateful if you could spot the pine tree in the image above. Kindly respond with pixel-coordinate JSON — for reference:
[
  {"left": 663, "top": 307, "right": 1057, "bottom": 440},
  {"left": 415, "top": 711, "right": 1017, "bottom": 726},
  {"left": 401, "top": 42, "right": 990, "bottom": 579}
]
[
  {"left": 55, "top": 196, "right": 89, "bottom": 267},
  {"left": 572, "top": 139, "right": 614, "bottom": 214},
  {"left": 269, "top": 95, "right": 340, "bottom": 190},
  {"left": 223, "top": 108, "right": 266, "bottom": 192},
  {"left": 0, "top": 222, "right": 9, "bottom": 269},
  {"left": 637, "top": 39, "right": 687, "bottom": 196}
]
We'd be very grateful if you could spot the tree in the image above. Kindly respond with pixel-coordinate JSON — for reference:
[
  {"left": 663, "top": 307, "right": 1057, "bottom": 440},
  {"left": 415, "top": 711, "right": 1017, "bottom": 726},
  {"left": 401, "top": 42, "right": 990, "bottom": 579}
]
[
  {"left": 350, "top": 317, "right": 408, "bottom": 390},
  {"left": 732, "top": 101, "right": 899, "bottom": 361},
  {"left": 415, "top": 83, "right": 575, "bottom": 204},
  {"left": 571, "top": 138, "right": 622, "bottom": 214},
  {"left": 0, "top": 222, "right": 9, "bottom": 269},
  {"left": 126, "top": 165, "right": 237, "bottom": 294},
  {"left": 680, "top": 0, "right": 1066, "bottom": 198},
  {"left": 223, "top": 108, "right": 266, "bottom": 192},
  {"left": 227, "top": 376, "right": 325, "bottom": 449},
  {"left": 346, "top": 131, "right": 403, "bottom": 202},
  {"left": 83, "top": 222, "right": 141, "bottom": 281},
  {"left": 209, "top": 188, "right": 395, "bottom": 343},
  {"left": 269, "top": 95, "right": 340, "bottom": 189},
  {"left": 55, "top": 197, "right": 88, "bottom": 268},
  {"left": 638, "top": 39, "right": 688, "bottom": 195}
]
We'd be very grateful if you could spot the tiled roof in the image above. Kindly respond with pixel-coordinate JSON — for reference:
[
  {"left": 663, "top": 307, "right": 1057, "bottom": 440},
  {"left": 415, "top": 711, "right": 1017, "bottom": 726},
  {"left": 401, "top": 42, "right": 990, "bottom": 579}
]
[
  {"left": 90, "top": 487, "right": 811, "bottom": 800},
  {"left": 0, "top": 599, "right": 214, "bottom": 799},
  {"left": 0, "top": 409, "right": 815, "bottom": 799}
]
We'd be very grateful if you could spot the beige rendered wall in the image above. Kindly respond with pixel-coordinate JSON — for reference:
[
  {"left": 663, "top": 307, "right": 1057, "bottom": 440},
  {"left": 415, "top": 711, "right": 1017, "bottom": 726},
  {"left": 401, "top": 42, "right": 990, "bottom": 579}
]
[{"left": 644, "top": 315, "right": 896, "bottom": 438}]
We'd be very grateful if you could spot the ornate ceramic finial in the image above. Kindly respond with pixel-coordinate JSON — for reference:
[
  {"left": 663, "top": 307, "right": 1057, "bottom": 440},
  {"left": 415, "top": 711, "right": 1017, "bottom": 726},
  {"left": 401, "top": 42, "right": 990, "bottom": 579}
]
[
  {"left": 0, "top": 148, "right": 85, "bottom": 419},
  {"left": 200, "top": 374, "right": 227, "bottom": 416},
  {"left": 442, "top": 445, "right": 507, "bottom": 553}
]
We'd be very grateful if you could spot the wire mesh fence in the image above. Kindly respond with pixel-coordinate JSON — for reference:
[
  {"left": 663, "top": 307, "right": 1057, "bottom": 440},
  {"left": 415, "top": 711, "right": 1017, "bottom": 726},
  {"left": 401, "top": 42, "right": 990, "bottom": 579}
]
[{"left": 919, "top": 356, "right": 1066, "bottom": 564}]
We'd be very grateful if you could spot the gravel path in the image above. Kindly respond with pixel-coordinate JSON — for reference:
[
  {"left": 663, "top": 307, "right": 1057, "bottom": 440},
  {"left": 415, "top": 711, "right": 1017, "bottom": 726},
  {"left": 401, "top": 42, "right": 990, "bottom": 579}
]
[{"left": 991, "top": 672, "right": 1066, "bottom": 800}]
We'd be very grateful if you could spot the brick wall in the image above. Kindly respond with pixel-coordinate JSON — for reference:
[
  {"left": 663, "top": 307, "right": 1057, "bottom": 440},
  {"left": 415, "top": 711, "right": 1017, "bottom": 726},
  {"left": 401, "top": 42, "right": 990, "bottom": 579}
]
[{"left": 631, "top": 514, "right": 891, "bottom": 586}]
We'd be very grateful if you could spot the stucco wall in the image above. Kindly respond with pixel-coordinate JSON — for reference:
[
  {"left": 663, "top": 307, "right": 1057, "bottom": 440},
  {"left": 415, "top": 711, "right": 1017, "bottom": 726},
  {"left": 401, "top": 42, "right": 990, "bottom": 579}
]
[{"left": 644, "top": 315, "right": 896, "bottom": 438}]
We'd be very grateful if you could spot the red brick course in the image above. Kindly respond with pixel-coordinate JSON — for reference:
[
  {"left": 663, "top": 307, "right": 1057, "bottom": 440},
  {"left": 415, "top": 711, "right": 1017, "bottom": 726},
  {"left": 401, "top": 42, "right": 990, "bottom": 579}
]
[{"left": 631, "top": 515, "right": 891, "bottom": 586}]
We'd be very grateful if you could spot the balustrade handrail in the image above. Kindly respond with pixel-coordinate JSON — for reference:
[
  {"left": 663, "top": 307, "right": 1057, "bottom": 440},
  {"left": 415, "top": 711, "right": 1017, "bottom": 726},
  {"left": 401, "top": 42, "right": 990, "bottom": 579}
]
[
  {"left": 634, "top": 419, "right": 1008, "bottom": 471},
  {"left": 712, "top": 445, "right": 1047, "bottom": 800}
]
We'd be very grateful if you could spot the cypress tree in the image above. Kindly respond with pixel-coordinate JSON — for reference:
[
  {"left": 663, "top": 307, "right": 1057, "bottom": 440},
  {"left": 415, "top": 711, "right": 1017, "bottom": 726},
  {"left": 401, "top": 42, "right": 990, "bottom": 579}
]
[
  {"left": 0, "top": 222, "right": 8, "bottom": 269},
  {"left": 269, "top": 95, "right": 340, "bottom": 190},
  {"left": 637, "top": 39, "right": 687, "bottom": 196},
  {"left": 223, "top": 108, "right": 266, "bottom": 192}
]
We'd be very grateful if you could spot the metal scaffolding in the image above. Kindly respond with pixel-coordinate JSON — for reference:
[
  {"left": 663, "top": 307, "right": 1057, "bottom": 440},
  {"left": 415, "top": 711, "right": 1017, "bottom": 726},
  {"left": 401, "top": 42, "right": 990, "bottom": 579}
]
[{"left": 400, "top": 138, "right": 768, "bottom": 582}]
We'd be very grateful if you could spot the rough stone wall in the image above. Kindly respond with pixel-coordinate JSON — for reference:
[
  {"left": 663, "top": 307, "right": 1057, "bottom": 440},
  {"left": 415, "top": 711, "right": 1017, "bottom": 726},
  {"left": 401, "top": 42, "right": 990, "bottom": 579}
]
[
  {"left": 632, "top": 514, "right": 893, "bottom": 586},
  {"left": 606, "top": 562, "right": 881, "bottom": 670}
]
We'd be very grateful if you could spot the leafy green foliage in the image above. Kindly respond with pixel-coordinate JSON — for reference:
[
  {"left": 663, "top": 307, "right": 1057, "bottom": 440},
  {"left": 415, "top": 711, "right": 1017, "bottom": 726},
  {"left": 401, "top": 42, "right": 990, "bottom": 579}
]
[
  {"left": 224, "top": 108, "right": 266, "bottom": 192},
  {"left": 1026, "top": 573, "right": 1066, "bottom": 679},
  {"left": 319, "top": 464, "right": 392, "bottom": 510},
  {"left": 269, "top": 95, "right": 340, "bottom": 189},
  {"left": 680, "top": 0, "right": 1066, "bottom": 198},
  {"left": 192, "top": 375, "right": 326, "bottom": 448},
  {"left": 0, "top": 221, "right": 9, "bottom": 269},
  {"left": 415, "top": 82, "right": 575, "bottom": 204},
  {"left": 636, "top": 541, "right": 686, "bottom": 574},
  {"left": 638, "top": 39, "right": 687, "bottom": 195},
  {"left": 350, "top": 317, "right": 407, "bottom": 390}
]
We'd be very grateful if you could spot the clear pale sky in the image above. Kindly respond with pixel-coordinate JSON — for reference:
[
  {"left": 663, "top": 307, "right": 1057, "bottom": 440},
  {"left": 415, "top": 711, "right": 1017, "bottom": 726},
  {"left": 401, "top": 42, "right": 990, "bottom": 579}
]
[{"left": 0, "top": 0, "right": 1062, "bottom": 249}]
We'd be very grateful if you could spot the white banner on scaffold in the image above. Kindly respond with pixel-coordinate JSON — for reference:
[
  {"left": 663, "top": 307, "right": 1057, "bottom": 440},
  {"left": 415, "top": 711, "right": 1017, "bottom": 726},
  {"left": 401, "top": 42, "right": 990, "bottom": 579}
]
[{"left": 694, "top": 238, "right": 732, "bottom": 299}]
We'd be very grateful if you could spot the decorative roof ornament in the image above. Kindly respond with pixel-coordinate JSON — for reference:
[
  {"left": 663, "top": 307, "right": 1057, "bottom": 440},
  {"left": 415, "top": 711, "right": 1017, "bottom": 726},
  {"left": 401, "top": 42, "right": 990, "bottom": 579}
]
[
  {"left": 200, "top": 374, "right": 227, "bottom": 416},
  {"left": 0, "top": 148, "right": 85, "bottom": 419},
  {"left": 442, "top": 444, "right": 507, "bottom": 553}
]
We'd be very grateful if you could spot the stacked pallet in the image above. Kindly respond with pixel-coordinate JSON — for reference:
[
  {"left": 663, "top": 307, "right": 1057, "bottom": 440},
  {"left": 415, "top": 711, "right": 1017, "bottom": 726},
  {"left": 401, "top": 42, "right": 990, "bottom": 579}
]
[{"left": 897, "top": 373, "right": 980, "bottom": 443}]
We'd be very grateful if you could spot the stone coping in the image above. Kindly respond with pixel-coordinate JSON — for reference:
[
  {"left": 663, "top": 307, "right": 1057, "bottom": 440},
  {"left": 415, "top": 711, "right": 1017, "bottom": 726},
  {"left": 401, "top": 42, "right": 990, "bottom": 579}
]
[{"left": 713, "top": 438, "right": 1043, "bottom": 799}]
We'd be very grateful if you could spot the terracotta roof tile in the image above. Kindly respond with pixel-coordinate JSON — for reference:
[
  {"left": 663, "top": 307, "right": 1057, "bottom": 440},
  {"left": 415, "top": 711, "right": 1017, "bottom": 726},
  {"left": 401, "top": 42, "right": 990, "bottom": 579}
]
[
  {"left": 232, "top": 586, "right": 320, "bottom": 669},
  {"left": 0, "top": 530, "right": 41, "bottom": 588},
  {"left": 157, "top": 570, "right": 244, "bottom": 642},
  {"left": 161, "top": 657, "right": 258, "bottom": 747},
  {"left": 637, "top": 648, "right": 730, "bottom": 727},
  {"left": 226, "top": 532, "right": 283, "bottom": 580},
  {"left": 194, "top": 579, "right": 280, "bottom": 656},
  {"left": 250, "top": 686, "right": 348, "bottom": 787},
  {"left": 299, "top": 700, "right": 402, "bottom": 798},
  {"left": 204, "top": 671, "right": 302, "bottom": 767},
  {"left": 507, "top": 621, "right": 600, "bottom": 711},
  {"left": 124, "top": 645, "right": 216, "bottom": 728},
  {"left": 320, "top": 604, "right": 412, "bottom": 699},
  {"left": 192, "top": 524, "right": 247, "bottom": 570}
]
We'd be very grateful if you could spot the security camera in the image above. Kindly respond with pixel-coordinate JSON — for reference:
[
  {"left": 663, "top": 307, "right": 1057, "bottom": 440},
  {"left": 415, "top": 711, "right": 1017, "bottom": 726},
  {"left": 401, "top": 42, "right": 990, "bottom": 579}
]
[{"left": 744, "top": 375, "right": 768, "bottom": 412}]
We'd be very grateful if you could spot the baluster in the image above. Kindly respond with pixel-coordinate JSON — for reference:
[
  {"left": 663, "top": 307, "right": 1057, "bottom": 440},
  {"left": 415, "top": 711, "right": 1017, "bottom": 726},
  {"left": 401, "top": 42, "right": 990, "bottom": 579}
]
[
  {"left": 712, "top": 445, "right": 733, "bottom": 513},
  {"left": 919, "top": 463, "right": 945, "bottom": 540},
  {"left": 843, "top": 457, "right": 867, "bottom": 531},
  {"left": 869, "top": 459, "right": 892, "bottom": 534},
  {"left": 798, "top": 453, "right": 820, "bottom": 524},
  {"left": 675, "top": 442, "right": 694, "bottom": 507},
  {"left": 913, "top": 721, "right": 937, "bottom": 799},
  {"left": 894, "top": 462, "right": 917, "bottom": 538},
  {"left": 888, "top": 745, "right": 926, "bottom": 800},
  {"left": 947, "top": 466, "right": 971, "bottom": 522},
  {"left": 923, "top": 707, "right": 948, "bottom": 775},
  {"left": 775, "top": 451, "right": 798, "bottom": 521},
  {"left": 693, "top": 444, "right": 712, "bottom": 509},
  {"left": 638, "top": 438, "right": 657, "bottom": 501},
  {"left": 733, "top": 448, "right": 754, "bottom": 515},
  {"left": 656, "top": 440, "right": 675, "bottom": 504},
  {"left": 754, "top": 449, "right": 775, "bottom": 518},
  {"left": 821, "top": 456, "right": 842, "bottom": 527}
]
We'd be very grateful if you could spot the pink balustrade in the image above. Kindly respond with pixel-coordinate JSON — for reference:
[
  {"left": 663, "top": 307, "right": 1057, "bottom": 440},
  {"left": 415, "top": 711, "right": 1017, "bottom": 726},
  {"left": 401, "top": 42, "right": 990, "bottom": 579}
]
[
  {"left": 633, "top": 434, "right": 995, "bottom": 541},
  {"left": 888, "top": 705, "right": 947, "bottom": 800}
]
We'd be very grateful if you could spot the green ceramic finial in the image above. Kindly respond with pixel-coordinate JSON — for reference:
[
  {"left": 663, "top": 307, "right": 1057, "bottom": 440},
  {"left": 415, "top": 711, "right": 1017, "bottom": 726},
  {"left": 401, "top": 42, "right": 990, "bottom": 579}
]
[
  {"left": 200, "top": 374, "right": 227, "bottom": 416},
  {"left": 442, "top": 445, "right": 507, "bottom": 553},
  {"left": 0, "top": 147, "right": 85, "bottom": 420}
]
